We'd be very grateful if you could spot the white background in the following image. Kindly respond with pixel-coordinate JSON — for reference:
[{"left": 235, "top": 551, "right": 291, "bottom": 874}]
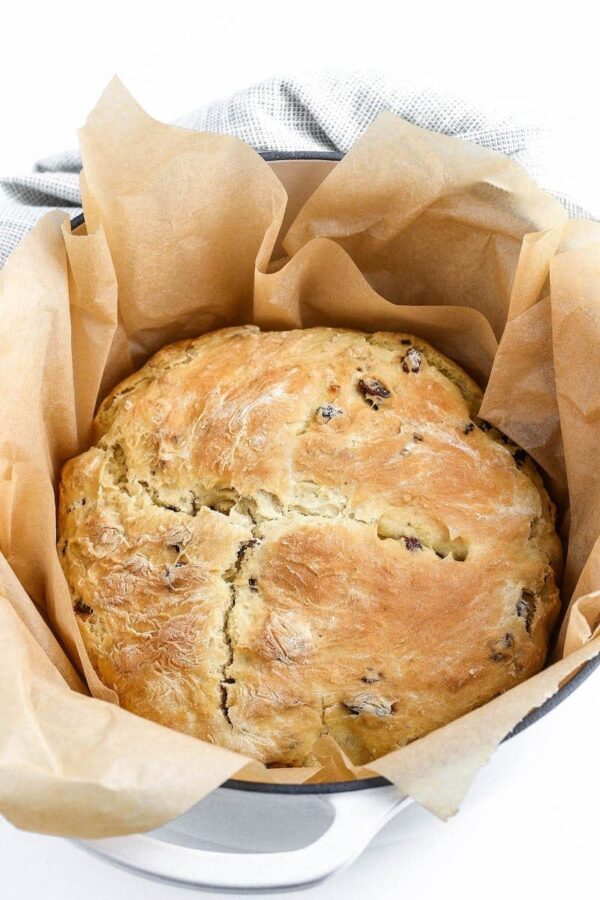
[{"left": 1, "top": 2, "right": 599, "bottom": 898}]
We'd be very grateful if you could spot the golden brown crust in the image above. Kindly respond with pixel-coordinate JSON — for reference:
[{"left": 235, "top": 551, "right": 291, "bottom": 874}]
[{"left": 58, "top": 326, "right": 562, "bottom": 765}]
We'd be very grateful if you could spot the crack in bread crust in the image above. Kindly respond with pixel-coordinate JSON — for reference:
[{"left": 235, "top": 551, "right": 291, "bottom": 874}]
[
  {"left": 221, "top": 534, "right": 260, "bottom": 727},
  {"left": 58, "top": 326, "right": 562, "bottom": 766}
]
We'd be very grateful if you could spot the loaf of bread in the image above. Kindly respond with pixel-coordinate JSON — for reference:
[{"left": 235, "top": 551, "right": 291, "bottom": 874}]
[{"left": 58, "top": 327, "right": 561, "bottom": 765}]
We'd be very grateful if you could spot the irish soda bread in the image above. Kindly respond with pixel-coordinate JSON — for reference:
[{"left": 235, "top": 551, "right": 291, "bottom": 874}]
[{"left": 58, "top": 327, "right": 561, "bottom": 766}]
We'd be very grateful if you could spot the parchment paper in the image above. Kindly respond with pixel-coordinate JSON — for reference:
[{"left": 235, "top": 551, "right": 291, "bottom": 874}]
[{"left": 2, "top": 77, "right": 600, "bottom": 837}]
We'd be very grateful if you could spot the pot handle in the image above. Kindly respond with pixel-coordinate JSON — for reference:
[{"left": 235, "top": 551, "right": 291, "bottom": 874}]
[{"left": 80, "top": 785, "right": 410, "bottom": 892}]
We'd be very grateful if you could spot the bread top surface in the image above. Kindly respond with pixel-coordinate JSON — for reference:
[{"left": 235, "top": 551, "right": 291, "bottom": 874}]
[{"left": 58, "top": 326, "right": 561, "bottom": 765}]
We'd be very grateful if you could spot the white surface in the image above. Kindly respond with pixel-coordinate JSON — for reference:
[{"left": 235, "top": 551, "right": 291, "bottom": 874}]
[
  {"left": 0, "top": 0, "right": 598, "bottom": 173},
  {"left": 2, "top": 665, "right": 599, "bottom": 899},
  {"left": 1, "top": 3, "right": 599, "bottom": 898}
]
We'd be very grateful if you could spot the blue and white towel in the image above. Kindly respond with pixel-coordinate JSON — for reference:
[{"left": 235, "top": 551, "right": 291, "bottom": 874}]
[{"left": 0, "top": 71, "right": 595, "bottom": 268}]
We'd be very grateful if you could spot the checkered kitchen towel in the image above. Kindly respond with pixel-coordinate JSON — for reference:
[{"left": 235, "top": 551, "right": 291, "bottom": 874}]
[{"left": 0, "top": 71, "right": 596, "bottom": 268}]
